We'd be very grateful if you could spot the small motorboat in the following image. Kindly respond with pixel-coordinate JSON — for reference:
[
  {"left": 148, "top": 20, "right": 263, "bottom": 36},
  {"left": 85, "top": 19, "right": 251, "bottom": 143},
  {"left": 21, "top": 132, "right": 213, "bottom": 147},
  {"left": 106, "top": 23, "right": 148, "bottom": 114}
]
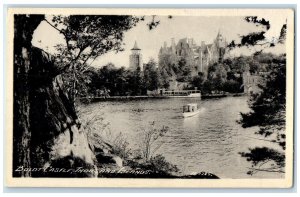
[{"left": 182, "top": 103, "right": 201, "bottom": 118}]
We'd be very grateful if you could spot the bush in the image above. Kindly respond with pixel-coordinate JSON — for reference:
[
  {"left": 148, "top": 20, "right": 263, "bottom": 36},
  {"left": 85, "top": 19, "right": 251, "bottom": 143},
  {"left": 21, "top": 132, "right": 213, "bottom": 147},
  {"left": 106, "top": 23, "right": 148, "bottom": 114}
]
[
  {"left": 149, "top": 154, "right": 179, "bottom": 174},
  {"left": 110, "top": 132, "right": 131, "bottom": 160},
  {"left": 222, "top": 79, "right": 243, "bottom": 93},
  {"left": 125, "top": 154, "right": 179, "bottom": 176},
  {"left": 139, "top": 122, "right": 169, "bottom": 162}
]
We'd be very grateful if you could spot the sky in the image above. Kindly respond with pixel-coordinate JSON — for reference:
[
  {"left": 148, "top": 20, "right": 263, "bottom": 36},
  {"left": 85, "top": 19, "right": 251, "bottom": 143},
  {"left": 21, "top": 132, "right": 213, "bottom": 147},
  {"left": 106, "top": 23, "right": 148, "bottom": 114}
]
[{"left": 32, "top": 14, "right": 287, "bottom": 68}]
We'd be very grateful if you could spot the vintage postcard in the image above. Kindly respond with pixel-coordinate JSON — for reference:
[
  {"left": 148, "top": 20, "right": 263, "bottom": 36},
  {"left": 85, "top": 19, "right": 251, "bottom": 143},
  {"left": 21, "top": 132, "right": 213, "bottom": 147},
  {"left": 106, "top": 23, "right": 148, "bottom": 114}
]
[{"left": 5, "top": 8, "right": 294, "bottom": 188}]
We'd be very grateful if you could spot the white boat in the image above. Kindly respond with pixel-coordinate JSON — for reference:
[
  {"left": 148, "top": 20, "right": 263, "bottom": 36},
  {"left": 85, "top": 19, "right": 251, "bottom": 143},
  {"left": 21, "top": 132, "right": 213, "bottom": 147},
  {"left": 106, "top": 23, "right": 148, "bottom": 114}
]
[
  {"left": 182, "top": 103, "right": 201, "bottom": 118},
  {"left": 162, "top": 90, "right": 201, "bottom": 98}
]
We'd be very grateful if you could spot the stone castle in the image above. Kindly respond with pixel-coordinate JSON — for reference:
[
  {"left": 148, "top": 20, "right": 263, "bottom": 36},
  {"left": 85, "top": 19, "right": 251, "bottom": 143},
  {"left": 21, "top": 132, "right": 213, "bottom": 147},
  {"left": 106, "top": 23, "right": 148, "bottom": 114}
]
[
  {"left": 158, "top": 31, "right": 228, "bottom": 76},
  {"left": 128, "top": 33, "right": 262, "bottom": 94}
]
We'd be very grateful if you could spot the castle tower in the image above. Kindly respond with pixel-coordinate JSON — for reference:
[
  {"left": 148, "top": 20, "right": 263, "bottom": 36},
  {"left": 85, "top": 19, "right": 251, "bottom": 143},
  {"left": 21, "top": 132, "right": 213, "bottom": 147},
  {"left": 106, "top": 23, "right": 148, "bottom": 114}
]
[
  {"left": 216, "top": 30, "right": 225, "bottom": 48},
  {"left": 163, "top": 41, "right": 167, "bottom": 49},
  {"left": 171, "top": 38, "right": 176, "bottom": 53},
  {"left": 188, "top": 38, "right": 194, "bottom": 47},
  {"left": 215, "top": 30, "right": 226, "bottom": 62},
  {"left": 199, "top": 49, "right": 203, "bottom": 72},
  {"left": 129, "top": 41, "right": 143, "bottom": 70},
  {"left": 201, "top": 41, "right": 206, "bottom": 48}
]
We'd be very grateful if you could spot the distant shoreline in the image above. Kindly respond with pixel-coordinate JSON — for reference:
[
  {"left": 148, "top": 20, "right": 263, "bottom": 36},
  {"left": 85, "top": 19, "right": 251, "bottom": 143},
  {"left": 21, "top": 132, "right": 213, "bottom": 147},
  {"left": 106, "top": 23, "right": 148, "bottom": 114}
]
[
  {"left": 80, "top": 96, "right": 169, "bottom": 102},
  {"left": 201, "top": 93, "right": 246, "bottom": 99},
  {"left": 80, "top": 93, "right": 246, "bottom": 102}
]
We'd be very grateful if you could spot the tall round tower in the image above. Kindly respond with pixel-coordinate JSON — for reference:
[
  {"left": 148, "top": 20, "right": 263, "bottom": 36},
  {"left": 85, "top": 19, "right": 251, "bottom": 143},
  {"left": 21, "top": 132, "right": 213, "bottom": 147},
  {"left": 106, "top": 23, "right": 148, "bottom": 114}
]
[{"left": 129, "top": 41, "right": 143, "bottom": 70}]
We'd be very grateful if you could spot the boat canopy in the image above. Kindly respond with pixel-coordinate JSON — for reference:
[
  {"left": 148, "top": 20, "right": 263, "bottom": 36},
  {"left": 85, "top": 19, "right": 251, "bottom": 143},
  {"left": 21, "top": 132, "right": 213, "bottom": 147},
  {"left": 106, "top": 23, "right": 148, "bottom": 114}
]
[{"left": 183, "top": 103, "right": 198, "bottom": 112}]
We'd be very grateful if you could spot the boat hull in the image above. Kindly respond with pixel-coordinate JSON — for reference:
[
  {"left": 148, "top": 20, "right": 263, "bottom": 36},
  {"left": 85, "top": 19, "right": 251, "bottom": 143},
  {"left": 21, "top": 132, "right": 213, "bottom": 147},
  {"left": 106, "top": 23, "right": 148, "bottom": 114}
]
[
  {"left": 182, "top": 109, "right": 201, "bottom": 118},
  {"left": 166, "top": 93, "right": 201, "bottom": 98}
]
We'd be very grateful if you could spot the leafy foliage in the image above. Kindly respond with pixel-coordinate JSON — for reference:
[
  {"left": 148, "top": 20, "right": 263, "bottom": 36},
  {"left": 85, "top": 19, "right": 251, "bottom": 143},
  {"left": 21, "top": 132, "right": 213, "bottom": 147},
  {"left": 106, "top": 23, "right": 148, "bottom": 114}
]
[
  {"left": 239, "top": 54, "right": 286, "bottom": 175},
  {"left": 45, "top": 15, "right": 175, "bottom": 100},
  {"left": 143, "top": 59, "right": 161, "bottom": 91},
  {"left": 45, "top": 15, "right": 142, "bottom": 101},
  {"left": 148, "top": 154, "right": 179, "bottom": 174},
  {"left": 197, "top": 59, "right": 243, "bottom": 94},
  {"left": 51, "top": 15, "right": 140, "bottom": 67},
  {"left": 241, "top": 31, "right": 266, "bottom": 46},
  {"left": 157, "top": 50, "right": 195, "bottom": 84},
  {"left": 79, "top": 59, "right": 165, "bottom": 97},
  {"left": 228, "top": 16, "right": 286, "bottom": 50},
  {"left": 241, "top": 147, "right": 285, "bottom": 166},
  {"left": 240, "top": 147, "right": 285, "bottom": 175},
  {"left": 227, "top": 16, "right": 288, "bottom": 176},
  {"left": 191, "top": 72, "right": 206, "bottom": 90},
  {"left": 245, "top": 16, "right": 271, "bottom": 30},
  {"left": 240, "top": 55, "right": 286, "bottom": 131},
  {"left": 278, "top": 24, "right": 287, "bottom": 44},
  {"left": 191, "top": 54, "right": 275, "bottom": 94}
]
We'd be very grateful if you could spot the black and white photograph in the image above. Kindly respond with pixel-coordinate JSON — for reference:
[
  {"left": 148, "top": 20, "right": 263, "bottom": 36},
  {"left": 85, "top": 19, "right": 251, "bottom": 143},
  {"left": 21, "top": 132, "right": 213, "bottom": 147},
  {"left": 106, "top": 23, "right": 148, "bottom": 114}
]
[{"left": 5, "top": 8, "right": 294, "bottom": 187}]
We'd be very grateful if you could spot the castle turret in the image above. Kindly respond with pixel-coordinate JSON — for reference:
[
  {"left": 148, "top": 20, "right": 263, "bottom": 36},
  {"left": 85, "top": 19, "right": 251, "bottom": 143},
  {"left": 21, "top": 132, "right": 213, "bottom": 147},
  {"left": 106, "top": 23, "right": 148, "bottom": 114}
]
[
  {"left": 188, "top": 38, "right": 194, "bottom": 47},
  {"left": 158, "top": 33, "right": 228, "bottom": 81},
  {"left": 211, "top": 30, "right": 226, "bottom": 63},
  {"left": 171, "top": 38, "right": 176, "bottom": 53},
  {"left": 163, "top": 41, "right": 167, "bottom": 49},
  {"left": 201, "top": 41, "right": 206, "bottom": 49},
  {"left": 216, "top": 30, "right": 225, "bottom": 48},
  {"left": 159, "top": 46, "right": 163, "bottom": 54}
]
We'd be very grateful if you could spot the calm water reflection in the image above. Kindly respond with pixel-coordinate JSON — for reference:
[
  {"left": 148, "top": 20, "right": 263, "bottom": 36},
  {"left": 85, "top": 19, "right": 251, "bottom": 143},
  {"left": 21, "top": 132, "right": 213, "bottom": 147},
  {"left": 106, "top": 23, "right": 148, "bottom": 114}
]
[{"left": 82, "top": 96, "right": 283, "bottom": 179}]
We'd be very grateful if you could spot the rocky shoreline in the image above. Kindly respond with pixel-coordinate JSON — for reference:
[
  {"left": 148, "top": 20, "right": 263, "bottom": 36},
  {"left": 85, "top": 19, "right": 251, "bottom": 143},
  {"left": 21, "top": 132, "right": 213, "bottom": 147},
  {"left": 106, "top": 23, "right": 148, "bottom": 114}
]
[{"left": 27, "top": 137, "right": 219, "bottom": 179}]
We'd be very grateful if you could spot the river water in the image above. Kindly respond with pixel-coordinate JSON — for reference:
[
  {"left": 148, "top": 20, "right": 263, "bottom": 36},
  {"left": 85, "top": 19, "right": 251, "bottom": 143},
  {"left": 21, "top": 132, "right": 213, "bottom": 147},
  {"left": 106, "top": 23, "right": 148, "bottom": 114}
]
[{"left": 81, "top": 96, "right": 284, "bottom": 179}]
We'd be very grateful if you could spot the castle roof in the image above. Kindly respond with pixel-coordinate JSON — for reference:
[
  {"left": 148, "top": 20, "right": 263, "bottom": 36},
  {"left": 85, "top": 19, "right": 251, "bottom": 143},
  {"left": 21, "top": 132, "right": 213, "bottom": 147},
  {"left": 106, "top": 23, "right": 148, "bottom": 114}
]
[{"left": 131, "top": 41, "right": 141, "bottom": 50}]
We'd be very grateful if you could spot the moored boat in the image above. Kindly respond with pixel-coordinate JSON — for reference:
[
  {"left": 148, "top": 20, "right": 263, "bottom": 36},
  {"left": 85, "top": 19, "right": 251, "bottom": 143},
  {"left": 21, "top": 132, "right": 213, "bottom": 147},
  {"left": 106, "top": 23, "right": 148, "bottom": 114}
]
[{"left": 162, "top": 90, "right": 201, "bottom": 98}]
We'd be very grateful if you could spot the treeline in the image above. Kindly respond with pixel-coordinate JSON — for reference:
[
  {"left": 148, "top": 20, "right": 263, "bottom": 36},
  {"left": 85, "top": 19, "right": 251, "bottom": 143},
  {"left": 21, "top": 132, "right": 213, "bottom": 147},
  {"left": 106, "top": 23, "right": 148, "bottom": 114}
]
[
  {"left": 79, "top": 59, "right": 162, "bottom": 97},
  {"left": 191, "top": 52, "right": 285, "bottom": 94},
  {"left": 158, "top": 53, "right": 195, "bottom": 83},
  {"left": 79, "top": 52, "right": 285, "bottom": 97}
]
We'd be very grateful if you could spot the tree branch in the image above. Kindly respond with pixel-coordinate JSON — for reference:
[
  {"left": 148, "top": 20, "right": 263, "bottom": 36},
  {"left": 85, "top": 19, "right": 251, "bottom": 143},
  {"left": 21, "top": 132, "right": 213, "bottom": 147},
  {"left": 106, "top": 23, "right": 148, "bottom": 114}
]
[
  {"left": 60, "top": 48, "right": 86, "bottom": 73},
  {"left": 44, "top": 19, "right": 64, "bottom": 34}
]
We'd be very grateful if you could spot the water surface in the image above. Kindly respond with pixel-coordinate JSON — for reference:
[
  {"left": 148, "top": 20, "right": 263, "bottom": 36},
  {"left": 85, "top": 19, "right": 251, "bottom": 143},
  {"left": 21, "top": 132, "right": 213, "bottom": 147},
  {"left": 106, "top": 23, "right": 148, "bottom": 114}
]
[{"left": 81, "top": 96, "right": 283, "bottom": 179}]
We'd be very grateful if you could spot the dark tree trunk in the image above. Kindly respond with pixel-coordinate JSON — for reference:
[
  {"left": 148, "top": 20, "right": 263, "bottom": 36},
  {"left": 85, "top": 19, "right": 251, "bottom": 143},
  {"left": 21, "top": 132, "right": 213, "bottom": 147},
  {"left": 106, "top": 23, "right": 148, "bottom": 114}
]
[
  {"left": 13, "top": 14, "right": 45, "bottom": 177},
  {"left": 13, "top": 15, "right": 97, "bottom": 177}
]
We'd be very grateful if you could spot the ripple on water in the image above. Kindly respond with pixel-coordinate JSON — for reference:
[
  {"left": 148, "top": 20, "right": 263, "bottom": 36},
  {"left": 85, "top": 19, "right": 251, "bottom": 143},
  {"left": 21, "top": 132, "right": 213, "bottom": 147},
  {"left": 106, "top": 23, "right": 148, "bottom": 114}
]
[{"left": 82, "top": 97, "right": 283, "bottom": 179}]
